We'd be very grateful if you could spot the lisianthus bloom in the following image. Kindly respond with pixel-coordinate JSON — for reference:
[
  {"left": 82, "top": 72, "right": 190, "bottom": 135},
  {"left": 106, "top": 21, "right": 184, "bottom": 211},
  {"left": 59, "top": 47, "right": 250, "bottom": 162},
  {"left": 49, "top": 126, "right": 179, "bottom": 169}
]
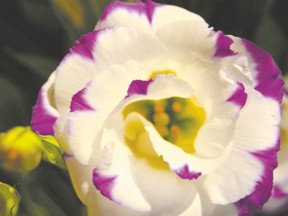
[
  {"left": 262, "top": 76, "right": 288, "bottom": 214},
  {"left": 31, "top": 1, "right": 283, "bottom": 215}
]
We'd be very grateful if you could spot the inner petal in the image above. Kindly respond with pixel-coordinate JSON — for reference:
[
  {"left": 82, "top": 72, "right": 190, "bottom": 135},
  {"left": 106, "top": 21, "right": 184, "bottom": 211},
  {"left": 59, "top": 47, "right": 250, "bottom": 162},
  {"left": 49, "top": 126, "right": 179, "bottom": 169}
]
[{"left": 123, "top": 96, "right": 205, "bottom": 156}]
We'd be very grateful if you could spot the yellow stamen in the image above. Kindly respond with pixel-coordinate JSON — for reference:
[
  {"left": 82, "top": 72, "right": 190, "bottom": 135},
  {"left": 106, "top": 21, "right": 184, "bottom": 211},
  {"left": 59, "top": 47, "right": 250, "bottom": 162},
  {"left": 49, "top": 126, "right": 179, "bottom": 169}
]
[
  {"left": 155, "top": 125, "right": 169, "bottom": 138},
  {"left": 122, "top": 96, "right": 206, "bottom": 164},
  {"left": 138, "top": 109, "right": 147, "bottom": 117},
  {"left": 149, "top": 69, "right": 176, "bottom": 80},
  {"left": 172, "top": 101, "right": 182, "bottom": 112},
  {"left": 171, "top": 125, "right": 181, "bottom": 138},
  {"left": 154, "top": 104, "right": 164, "bottom": 113},
  {"left": 125, "top": 116, "right": 169, "bottom": 170},
  {"left": 153, "top": 112, "right": 170, "bottom": 126}
]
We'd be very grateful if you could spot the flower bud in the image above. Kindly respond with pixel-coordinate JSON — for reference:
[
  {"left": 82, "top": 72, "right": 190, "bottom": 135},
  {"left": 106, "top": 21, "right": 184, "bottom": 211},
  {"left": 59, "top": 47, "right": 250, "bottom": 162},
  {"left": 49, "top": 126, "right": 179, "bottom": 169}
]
[
  {"left": 0, "top": 182, "right": 20, "bottom": 216},
  {"left": 0, "top": 126, "right": 42, "bottom": 173}
]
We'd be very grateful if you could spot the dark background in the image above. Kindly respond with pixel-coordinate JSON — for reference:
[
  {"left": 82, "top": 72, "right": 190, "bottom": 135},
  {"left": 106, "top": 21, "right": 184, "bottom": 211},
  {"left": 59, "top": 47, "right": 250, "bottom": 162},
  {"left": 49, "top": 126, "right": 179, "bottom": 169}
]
[{"left": 0, "top": 0, "right": 287, "bottom": 215}]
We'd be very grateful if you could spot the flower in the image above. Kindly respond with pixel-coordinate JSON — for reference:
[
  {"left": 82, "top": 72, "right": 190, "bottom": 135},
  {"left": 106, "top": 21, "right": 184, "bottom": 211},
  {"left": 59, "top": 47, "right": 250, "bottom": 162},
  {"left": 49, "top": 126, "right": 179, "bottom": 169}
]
[
  {"left": 31, "top": 0, "right": 283, "bottom": 215},
  {"left": 0, "top": 182, "right": 20, "bottom": 216},
  {"left": 0, "top": 126, "right": 43, "bottom": 173},
  {"left": 262, "top": 76, "right": 288, "bottom": 214}
]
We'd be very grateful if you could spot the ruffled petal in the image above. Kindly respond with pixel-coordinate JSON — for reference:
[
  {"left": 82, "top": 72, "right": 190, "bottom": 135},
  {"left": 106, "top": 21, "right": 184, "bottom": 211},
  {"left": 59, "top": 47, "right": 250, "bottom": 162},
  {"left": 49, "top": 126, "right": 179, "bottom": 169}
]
[
  {"left": 91, "top": 115, "right": 151, "bottom": 211},
  {"left": 65, "top": 156, "right": 97, "bottom": 205},
  {"left": 204, "top": 89, "right": 281, "bottom": 207},
  {"left": 214, "top": 32, "right": 237, "bottom": 58},
  {"left": 54, "top": 29, "right": 109, "bottom": 114},
  {"left": 96, "top": 0, "right": 204, "bottom": 31},
  {"left": 155, "top": 20, "right": 216, "bottom": 59},
  {"left": 31, "top": 72, "right": 59, "bottom": 135},
  {"left": 128, "top": 157, "right": 198, "bottom": 215}
]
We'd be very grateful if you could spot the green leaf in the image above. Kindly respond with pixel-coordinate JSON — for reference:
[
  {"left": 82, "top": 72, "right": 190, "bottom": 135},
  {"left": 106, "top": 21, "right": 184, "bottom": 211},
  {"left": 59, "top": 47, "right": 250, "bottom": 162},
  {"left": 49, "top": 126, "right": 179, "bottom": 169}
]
[
  {"left": 0, "top": 76, "right": 28, "bottom": 131},
  {"left": 39, "top": 135, "right": 66, "bottom": 169},
  {"left": 4, "top": 47, "right": 58, "bottom": 80},
  {"left": 254, "top": 1, "right": 288, "bottom": 67}
]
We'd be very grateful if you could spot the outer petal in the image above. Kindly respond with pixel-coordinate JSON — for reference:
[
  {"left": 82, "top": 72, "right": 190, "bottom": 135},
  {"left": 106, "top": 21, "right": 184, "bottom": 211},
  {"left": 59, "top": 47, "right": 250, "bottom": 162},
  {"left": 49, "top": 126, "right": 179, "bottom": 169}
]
[
  {"left": 204, "top": 89, "right": 281, "bottom": 206},
  {"left": 91, "top": 115, "right": 151, "bottom": 212},
  {"left": 66, "top": 61, "right": 148, "bottom": 165},
  {"left": 262, "top": 89, "right": 288, "bottom": 213},
  {"left": 155, "top": 20, "right": 216, "bottom": 59},
  {"left": 31, "top": 72, "right": 59, "bottom": 135},
  {"left": 54, "top": 29, "right": 109, "bottom": 114},
  {"left": 96, "top": 1, "right": 204, "bottom": 31},
  {"left": 66, "top": 156, "right": 145, "bottom": 216}
]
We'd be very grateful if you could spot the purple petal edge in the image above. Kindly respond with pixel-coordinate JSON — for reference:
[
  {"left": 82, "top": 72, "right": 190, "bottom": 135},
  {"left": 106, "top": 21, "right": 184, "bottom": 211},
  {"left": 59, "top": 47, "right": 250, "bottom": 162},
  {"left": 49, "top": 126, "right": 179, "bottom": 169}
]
[
  {"left": 70, "top": 84, "right": 94, "bottom": 112},
  {"left": 255, "top": 77, "right": 284, "bottom": 102},
  {"left": 242, "top": 39, "right": 283, "bottom": 102},
  {"left": 236, "top": 135, "right": 280, "bottom": 216},
  {"left": 69, "top": 30, "right": 99, "bottom": 60},
  {"left": 100, "top": 0, "right": 160, "bottom": 23},
  {"left": 272, "top": 186, "right": 288, "bottom": 199},
  {"left": 214, "top": 32, "right": 237, "bottom": 58},
  {"left": 63, "top": 152, "right": 74, "bottom": 159},
  {"left": 227, "top": 83, "right": 247, "bottom": 108},
  {"left": 31, "top": 88, "right": 58, "bottom": 136},
  {"left": 175, "top": 164, "right": 201, "bottom": 180},
  {"left": 126, "top": 79, "right": 153, "bottom": 98},
  {"left": 93, "top": 169, "right": 117, "bottom": 201}
]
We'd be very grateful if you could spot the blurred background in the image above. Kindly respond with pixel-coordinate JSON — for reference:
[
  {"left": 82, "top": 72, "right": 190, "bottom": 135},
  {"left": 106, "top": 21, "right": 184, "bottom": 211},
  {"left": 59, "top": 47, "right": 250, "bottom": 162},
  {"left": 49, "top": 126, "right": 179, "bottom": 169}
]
[{"left": 0, "top": 0, "right": 287, "bottom": 215}]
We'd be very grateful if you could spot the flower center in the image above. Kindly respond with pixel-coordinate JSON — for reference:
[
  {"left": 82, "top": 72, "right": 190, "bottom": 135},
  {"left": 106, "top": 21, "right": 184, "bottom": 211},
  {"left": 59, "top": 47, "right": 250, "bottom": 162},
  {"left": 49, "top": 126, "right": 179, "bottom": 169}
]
[{"left": 123, "top": 97, "right": 205, "bottom": 154}]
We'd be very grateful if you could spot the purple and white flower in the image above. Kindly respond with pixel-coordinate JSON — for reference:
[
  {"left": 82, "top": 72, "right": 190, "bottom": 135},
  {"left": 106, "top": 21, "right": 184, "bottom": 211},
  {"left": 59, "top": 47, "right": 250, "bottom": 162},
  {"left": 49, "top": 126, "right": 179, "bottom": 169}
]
[
  {"left": 262, "top": 76, "right": 288, "bottom": 214},
  {"left": 31, "top": 1, "right": 283, "bottom": 215}
]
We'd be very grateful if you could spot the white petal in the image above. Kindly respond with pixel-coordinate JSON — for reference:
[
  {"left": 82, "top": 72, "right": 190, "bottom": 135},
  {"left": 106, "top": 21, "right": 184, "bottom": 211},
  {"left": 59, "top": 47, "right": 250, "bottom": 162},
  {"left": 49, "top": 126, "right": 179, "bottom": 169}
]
[
  {"left": 233, "top": 88, "right": 281, "bottom": 152},
  {"left": 194, "top": 102, "right": 241, "bottom": 157},
  {"left": 130, "top": 157, "right": 198, "bottom": 215},
  {"left": 80, "top": 61, "right": 148, "bottom": 111},
  {"left": 152, "top": 5, "right": 205, "bottom": 30},
  {"left": 156, "top": 20, "right": 216, "bottom": 59},
  {"left": 203, "top": 148, "right": 263, "bottom": 204},
  {"left": 68, "top": 111, "right": 105, "bottom": 164},
  {"left": 31, "top": 72, "right": 59, "bottom": 135},
  {"left": 92, "top": 115, "right": 151, "bottom": 212},
  {"left": 65, "top": 156, "right": 97, "bottom": 205},
  {"left": 92, "top": 26, "right": 168, "bottom": 72},
  {"left": 54, "top": 54, "right": 97, "bottom": 114},
  {"left": 96, "top": 2, "right": 205, "bottom": 32}
]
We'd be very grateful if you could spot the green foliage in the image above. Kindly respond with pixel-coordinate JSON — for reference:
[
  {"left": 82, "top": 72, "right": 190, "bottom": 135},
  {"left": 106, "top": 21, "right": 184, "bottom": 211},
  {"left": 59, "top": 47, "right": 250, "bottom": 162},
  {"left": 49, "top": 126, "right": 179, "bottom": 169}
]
[{"left": 39, "top": 135, "right": 66, "bottom": 169}]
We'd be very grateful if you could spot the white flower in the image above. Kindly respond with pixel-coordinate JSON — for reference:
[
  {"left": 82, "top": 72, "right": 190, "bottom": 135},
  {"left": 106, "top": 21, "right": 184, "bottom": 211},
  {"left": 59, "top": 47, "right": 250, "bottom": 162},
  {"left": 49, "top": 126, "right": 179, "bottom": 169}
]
[{"left": 31, "top": 1, "right": 283, "bottom": 215}]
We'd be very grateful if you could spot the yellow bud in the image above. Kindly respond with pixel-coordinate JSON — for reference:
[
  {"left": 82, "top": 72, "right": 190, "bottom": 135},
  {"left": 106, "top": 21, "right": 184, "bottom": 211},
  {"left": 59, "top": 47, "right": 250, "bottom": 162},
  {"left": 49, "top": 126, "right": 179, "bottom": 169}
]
[
  {"left": 0, "top": 126, "right": 43, "bottom": 173},
  {"left": 0, "top": 182, "right": 20, "bottom": 216},
  {"left": 52, "top": 0, "right": 84, "bottom": 29}
]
